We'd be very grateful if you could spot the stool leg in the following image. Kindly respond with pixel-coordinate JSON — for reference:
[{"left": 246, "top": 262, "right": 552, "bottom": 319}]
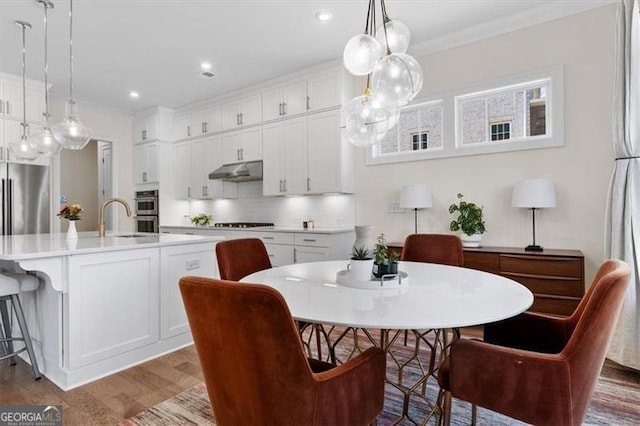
[
  {"left": 10, "top": 295, "right": 41, "bottom": 380},
  {"left": 0, "top": 299, "right": 17, "bottom": 365}
]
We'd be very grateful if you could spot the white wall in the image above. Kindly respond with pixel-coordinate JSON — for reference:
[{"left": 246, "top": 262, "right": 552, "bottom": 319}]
[
  {"left": 49, "top": 96, "right": 135, "bottom": 232},
  {"left": 355, "top": 5, "right": 617, "bottom": 283}
]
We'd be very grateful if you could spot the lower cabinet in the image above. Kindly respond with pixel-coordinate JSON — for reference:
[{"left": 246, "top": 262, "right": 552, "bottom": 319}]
[
  {"left": 160, "top": 243, "right": 217, "bottom": 339},
  {"left": 67, "top": 249, "right": 160, "bottom": 368}
]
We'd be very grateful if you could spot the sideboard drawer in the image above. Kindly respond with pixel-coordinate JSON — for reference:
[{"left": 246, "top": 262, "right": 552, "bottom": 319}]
[
  {"left": 530, "top": 294, "right": 581, "bottom": 317},
  {"left": 501, "top": 273, "right": 583, "bottom": 298},
  {"left": 500, "top": 255, "right": 583, "bottom": 278},
  {"left": 464, "top": 251, "right": 500, "bottom": 274}
]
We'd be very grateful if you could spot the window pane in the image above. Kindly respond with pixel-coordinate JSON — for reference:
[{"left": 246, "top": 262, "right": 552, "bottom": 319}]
[{"left": 461, "top": 99, "right": 487, "bottom": 144}]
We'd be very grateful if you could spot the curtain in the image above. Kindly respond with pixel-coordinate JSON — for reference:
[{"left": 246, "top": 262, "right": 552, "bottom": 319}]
[{"left": 605, "top": 0, "right": 640, "bottom": 370}]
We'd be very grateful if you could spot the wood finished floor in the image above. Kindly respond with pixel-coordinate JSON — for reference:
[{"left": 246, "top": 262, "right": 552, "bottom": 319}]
[{"left": 1, "top": 334, "right": 639, "bottom": 425}]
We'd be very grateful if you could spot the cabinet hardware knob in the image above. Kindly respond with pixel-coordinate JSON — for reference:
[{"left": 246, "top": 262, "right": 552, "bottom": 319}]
[
  {"left": 307, "top": 177, "right": 311, "bottom": 191},
  {"left": 306, "top": 96, "right": 310, "bottom": 110},
  {"left": 283, "top": 102, "right": 287, "bottom": 115}
]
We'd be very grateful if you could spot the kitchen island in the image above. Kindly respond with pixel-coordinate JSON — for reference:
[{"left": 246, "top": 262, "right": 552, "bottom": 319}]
[{"left": 0, "top": 232, "right": 221, "bottom": 390}]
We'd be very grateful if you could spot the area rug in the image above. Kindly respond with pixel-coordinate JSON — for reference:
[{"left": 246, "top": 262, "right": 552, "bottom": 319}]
[{"left": 123, "top": 328, "right": 640, "bottom": 425}]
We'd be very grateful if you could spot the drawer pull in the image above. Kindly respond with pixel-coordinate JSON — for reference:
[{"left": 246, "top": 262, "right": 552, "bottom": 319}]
[
  {"left": 262, "top": 236, "right": 274, "bottom": 240},
  {"left": 268, "top": 254, "right": 275, "bottom": 257},
  {"left": 303, "top": 238, "right": 316, "bottom": 242}
]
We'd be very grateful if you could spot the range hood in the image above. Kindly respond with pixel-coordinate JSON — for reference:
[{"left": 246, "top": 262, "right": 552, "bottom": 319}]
[{"left": 208, "top": 160, "right": 263, "bottom": 182}]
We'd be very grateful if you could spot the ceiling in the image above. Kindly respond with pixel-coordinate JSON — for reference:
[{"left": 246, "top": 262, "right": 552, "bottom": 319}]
[{"left": 0, "top": 0, "right": 613, "bottom": 113}]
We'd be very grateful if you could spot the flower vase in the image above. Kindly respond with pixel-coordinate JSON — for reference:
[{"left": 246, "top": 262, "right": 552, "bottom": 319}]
[{"left": 67, "top": 220, "right": 78, "bottom": 240}]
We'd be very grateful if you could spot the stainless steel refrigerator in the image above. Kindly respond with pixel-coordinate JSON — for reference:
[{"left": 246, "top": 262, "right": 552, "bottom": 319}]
[{"left": 1, "top": 163, "right": 50, "bottom": 235}]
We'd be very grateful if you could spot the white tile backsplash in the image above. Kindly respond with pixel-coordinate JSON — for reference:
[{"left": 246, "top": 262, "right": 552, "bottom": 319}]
[{"left": 168, "top": 181, "right": 355, "bottom": 228}]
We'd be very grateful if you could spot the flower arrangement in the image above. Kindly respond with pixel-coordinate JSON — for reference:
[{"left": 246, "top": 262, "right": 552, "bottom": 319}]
[
  {"left": 57, "top": 204, "right": 83, "bottom": 221},
  {"left": 191, "top": 214, "right": 213, "bottom": 226}
]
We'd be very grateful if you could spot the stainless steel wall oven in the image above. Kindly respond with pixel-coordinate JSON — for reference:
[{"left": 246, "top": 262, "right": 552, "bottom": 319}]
[{"left": 134, "top": 190, "right": 159, "bottom": 233}]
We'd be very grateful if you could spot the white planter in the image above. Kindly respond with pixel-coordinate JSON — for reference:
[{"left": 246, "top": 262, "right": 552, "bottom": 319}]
[
  {"left": 462, "top": 233, "right": 482, "bottom": 248},
  {"left": 348, "top": 258, "right": 374, "bottom": 282}
]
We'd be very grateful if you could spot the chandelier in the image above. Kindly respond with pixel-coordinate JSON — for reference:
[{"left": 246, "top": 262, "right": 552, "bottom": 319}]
[{"left": 342, "top": 0, "right": 423, "bottom": 147}]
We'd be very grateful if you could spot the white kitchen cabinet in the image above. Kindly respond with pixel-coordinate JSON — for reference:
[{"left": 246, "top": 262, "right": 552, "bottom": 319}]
[
  {"left": 134, "top": 106, "right": 173, "bottom": 144},
  {"left": 307, "top": 110, "right": 354, "bottom": 194},
  {"left": 262, "top": 117, "right": 307, "bottom": 196},
  {"left": 160, "top": 243, "right": 217, "bottom": 339},
  {"left": 174, "top": 136, "right": 237, "bottom": 200},
  {"left": 294, "top": 246, "right": 330, "bottom": 263},
  {"left": 222, "top": 93, "right": 262, "bottom": 130},
  {"left": 174, "top": 106, "right": 222, "bottom": 141},
  {"left": 306, "top": 70, "right": 343, "bottom": 112},
  {"left": 222, "top": 126, "right": 262, "bottom": 164},
  {"left": 262, "top": 80, "right": 307, "bottom": 122},
  {"left": 0, "top": 73, "right": 44, "bottom": 122},
  {"left": 134, "top": 142, "right": 159, "bottom": 184},
  {"left": 67, "top": 248, "right": 160, "bottom": 368}
]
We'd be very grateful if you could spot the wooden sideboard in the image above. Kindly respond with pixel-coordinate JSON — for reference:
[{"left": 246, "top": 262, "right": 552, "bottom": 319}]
[{"left": 388, "top": 243, "right": 585, "bottom": 317}]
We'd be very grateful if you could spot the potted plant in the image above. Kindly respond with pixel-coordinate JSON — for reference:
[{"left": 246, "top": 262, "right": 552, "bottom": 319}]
[
  {"left": 449, "top": 193, "right": 486, "bottom": 247},
  {"left": 350, "top": 245, "right": 374, "bottom": 282},
  {"left": 191, "top": 214, "right": 213, "bottom": 226},
  {"left": 372, "top": 234, "right": 399, "bottom": 278}
]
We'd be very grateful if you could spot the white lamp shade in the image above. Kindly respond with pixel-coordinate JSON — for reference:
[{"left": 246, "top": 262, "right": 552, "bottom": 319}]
[
  {"left": 399, "top": 184, "right": 432, "bottom": 209},
  {"left": 512, "top": 179, "right": 557, "bottom": 208}
]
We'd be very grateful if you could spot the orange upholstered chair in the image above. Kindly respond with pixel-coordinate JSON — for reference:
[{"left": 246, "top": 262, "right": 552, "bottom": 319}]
[
  {"left": 400, "top": 234, "right": 463, "bottom": 266},
  {"left": 437, "top": 259, "right": 631, "bottom": 426},
  {"left": 180, "top": 276, "right": 387, "bottom": 426},
  {"left": 216, "top": 238, "right": 272, "bottom": 281}
]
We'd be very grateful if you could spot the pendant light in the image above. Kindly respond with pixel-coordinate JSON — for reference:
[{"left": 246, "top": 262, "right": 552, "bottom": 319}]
[
  {"left": 8, "top": 21, "right": 40, "bottom": 161},
  {"left": 343, "top": 0, "right": 382, "bottom": 76},
  {"left": 52, "top": 0, "right": 92, "bottom": 150},
  {"left": 370, "top": 0, "right": 422, "bottom": 107},
  {"left": 29, "top": 0, "right": 62, "bottom": 157}
]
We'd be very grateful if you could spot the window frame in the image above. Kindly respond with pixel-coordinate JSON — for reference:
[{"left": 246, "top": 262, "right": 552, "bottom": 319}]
[{"left": 366, "top": 66, "right": 565, "bottom": 166}]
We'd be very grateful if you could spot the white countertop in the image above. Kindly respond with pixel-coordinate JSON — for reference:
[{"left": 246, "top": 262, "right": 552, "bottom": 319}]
[
  {"left": 159, "top": 225, "right": 354, "bottom": 234},
  {"left": 0, "top": 232, "right": 223, "bottom": 261}
]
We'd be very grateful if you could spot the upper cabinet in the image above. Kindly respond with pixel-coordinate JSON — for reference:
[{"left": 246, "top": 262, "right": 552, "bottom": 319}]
[
  {"left": 174, "top": 136, "right": 237, "bottom": 200},
  {"left": 221, "top": 93, "right": 262, "bottom": 130},
  {"left": 133, "top": 106, "right": 173, "bottom": 144},
  {"left": 173, "top": 105, "right": 222, "bottom": 140},
  {"left": 0, "top": 73, "right": 45, "bottom": 123},
  {"left": 222, "top": 127, "right": 262, "bottom": 164},
  {"left": 262, "top": 80, "right": 307, "bottom": 122},
  {"left": 261, "top": 69, "right": 348, "bottom": 123}
]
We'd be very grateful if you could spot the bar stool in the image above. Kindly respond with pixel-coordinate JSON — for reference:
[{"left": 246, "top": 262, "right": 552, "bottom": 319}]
[{"left": 0, "top": 272, "right": 41, "bottom": 380}]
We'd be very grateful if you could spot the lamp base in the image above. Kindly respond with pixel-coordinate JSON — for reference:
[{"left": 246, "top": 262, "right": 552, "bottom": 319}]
[{"left": 525, "top": 245, "right": 543, "bottom": 252}]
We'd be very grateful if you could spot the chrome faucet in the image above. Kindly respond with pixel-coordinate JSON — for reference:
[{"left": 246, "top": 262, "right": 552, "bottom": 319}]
[{"left": 98, "top": 198, "right": 132, "bottom": 237}]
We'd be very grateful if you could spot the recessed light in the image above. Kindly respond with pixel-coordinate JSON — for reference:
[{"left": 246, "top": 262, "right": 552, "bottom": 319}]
[
  {"left": 200, "top": 62, "right": 212, "bottom": 71},
  {"left": 129, "top": 91, "right": 139, "bottom": 99},
  {"left": 315, "top": 11, "right": 332, "bottom": 22}
]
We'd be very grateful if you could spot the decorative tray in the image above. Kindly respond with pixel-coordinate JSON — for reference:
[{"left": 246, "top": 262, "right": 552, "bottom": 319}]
[{"left": 336, "top": 269, "right": 408, "bottom": 290}]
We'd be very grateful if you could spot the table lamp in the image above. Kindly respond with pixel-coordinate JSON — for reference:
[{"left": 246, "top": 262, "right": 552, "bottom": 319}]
[
  {"left": 399, "top": 184, "right": 432, "bottom": 234},
  {"left": 512, "top": 179, "right": 556, "bottom": 252}
]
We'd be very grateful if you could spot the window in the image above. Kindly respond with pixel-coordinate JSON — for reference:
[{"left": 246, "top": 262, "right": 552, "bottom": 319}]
[
  {"left": 366, "top": 66, "right": 564, "bottom": 166},
  {"left": 490, "top": 122, "right": 511, "bottom": 141}
]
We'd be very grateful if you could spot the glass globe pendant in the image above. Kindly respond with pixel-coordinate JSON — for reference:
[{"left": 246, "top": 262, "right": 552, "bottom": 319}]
[
  {"left": 343, "top": 34, "right": 382, "bottom": 76},
  {"left": 371, "top": 53, "right": 423, "bottom": 107},
  {"left": 54, "top": 0, "right": 92, "bottom": 150},
  {"left": 9, "top": 20, "right": 39, "bottom": 161},
  {"left": 52, "top": 100, "right": 92, "bottom": 150},
  {"left": 376, "top": 18, "right": 411, "bottom": 54},
  {"left": 341, "top": 89, "right": 399, "bottom": 147},
  {"left": 31, "top": 0, "right": 62, "bottom": 157},
  {"left": 29, "top": 115, "right": 62, "bottom": 157}
]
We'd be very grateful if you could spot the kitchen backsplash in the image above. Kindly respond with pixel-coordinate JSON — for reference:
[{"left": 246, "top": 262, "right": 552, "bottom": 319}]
[{"left": 167, "top": 182, "right": 355, "bottom": 228}]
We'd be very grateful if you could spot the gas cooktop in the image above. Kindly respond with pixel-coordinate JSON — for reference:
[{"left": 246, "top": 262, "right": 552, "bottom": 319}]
[{"left": 213, "top": 222, "right": 274, "bottom": 228}]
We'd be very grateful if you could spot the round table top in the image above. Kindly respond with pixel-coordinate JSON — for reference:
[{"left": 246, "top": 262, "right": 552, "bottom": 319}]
[{"left": 241, "top": 260, "right": 534, "bottom": 330}]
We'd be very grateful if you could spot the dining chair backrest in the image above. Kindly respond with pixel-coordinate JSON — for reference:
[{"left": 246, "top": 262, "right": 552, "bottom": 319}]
[
  {"left": 216, "top": 238, "right": 272, "bottom": 281},
  {"left": 179, "top": 275, "right": 387, "bottom": 426},
  {"left": 400, "top": 234, "right": 464, "bottom": 266}
]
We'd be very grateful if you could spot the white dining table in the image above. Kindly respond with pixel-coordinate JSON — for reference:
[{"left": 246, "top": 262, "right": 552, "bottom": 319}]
[
  {"left": 241, "top": 260, "right": 533, "bottom": 424},
  {"left": 241, "top": 260, "right": 533, "bottom": 330}
]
